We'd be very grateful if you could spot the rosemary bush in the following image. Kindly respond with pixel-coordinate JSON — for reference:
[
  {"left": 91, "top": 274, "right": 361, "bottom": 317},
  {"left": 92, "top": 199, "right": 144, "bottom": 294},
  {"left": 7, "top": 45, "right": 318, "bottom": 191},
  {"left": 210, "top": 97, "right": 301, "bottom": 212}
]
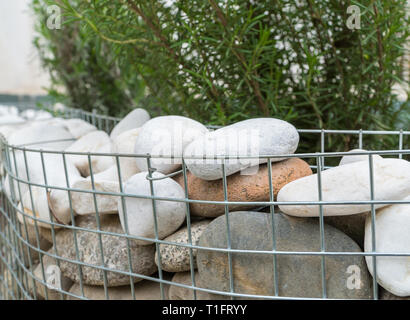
[{"left": 33, "top": 0, "right": 409, "bottom": 152}]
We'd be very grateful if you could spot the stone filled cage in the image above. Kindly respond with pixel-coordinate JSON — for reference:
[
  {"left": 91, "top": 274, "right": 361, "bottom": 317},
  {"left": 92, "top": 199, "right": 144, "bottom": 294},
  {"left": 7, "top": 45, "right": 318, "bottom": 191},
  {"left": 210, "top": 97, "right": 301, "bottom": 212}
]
[{"left": 0, "top": 103, "right": 409, "bottom": 300}]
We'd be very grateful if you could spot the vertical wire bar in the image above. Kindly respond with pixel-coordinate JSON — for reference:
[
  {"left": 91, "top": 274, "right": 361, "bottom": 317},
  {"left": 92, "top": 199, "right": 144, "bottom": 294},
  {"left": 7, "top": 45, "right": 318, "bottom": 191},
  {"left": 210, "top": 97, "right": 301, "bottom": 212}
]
[
  {"left": 320, "top": 129, "right": 325, "bottom": 169},
  {"left": 267, "top": 158, "right": 279, "bottom": 297},
  {"left": 39, "top": 151, "right": 64, "bottom": 299},
  {"left": 359, "top": 129, "right": 363, "bottom": 149},
  {"left": 22, "top": 149, "right": 49, "bottom": 300},
  {"left": 61, "top": 153, "right": 85, "bottom": 298},
  {"left": 146, "top": 156, "right": 165, "bottom": 300},
  {"left": 181, "top": 158, "right": 197, "bottom": 300},
  {"left": 221, "top": 159, "right": 235, "bottom": 300},
  {"left": 316, "top": 155, "right": 327, "bottom": 299},
  {"left": 368, "top": 154, "right": 379, "bottom": 300},
  {"left": 87, "top": 153, "right": 110, "bottom": 300},
  {"left": 399, "top": 129, "right": 403, "bottom": 160},
  {"left": 115, "top": 155, "right": 136, "bottom": 300}
]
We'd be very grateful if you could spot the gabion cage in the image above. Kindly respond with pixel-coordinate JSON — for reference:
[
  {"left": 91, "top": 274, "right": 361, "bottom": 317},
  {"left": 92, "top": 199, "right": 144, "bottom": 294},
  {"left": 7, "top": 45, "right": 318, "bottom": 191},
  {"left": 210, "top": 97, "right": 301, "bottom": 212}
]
[{"left": 0, "top": 105, "right": 409, "bottom": 300}]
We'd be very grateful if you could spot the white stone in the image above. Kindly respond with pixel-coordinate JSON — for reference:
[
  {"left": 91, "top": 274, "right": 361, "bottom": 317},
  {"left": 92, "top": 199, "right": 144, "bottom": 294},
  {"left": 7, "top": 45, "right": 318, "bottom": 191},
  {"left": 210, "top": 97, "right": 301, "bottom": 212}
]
[
  {"left": 8, "top": 122, "right": 74, "bottom": 150},
  {"left": 118, "top": 171, "right": 186, "bottom": 245},
  {"left": 71, "top": 168, "right": 120, "bottom": 216},
  {"left": 0, "top": 122, "right": 27, "bottom": 140},
  {"left": 184, "top": 118, "right": 299, "bottom": 180},
  {"left": 66, "top": 130, "right": 114, "bottom": 177},
  {"left": 110, "top": 108, "right": 150, "bottom": 140},
  {"left": 278, "top": 158, "right": 410, "bottom": 217},
  {"left": 15, "top": 153, "right": 83, "bottom": 227},
  {"left": 70, "top": 128, "right": 141, "bottom": 216},
  {"left": 112, "top": 128, "right": 141, "bottom": 178},
  {"left": 365, "top": 196, "right": 410, "bottom": 297},
  {"left": 61, "top": 118, "right": 97, "bottom": 139},
  {"left": 0, "top": 115, "right": 25, "bottom": 125},
  {"left": 20, "top": 109, "right": 53, "bottom": 121},
  {"left": 339, "top": 149, "right": 383, "bottom": 166},
  {"left": 134, "top": 116, "right": 208, "bottom": 174}
]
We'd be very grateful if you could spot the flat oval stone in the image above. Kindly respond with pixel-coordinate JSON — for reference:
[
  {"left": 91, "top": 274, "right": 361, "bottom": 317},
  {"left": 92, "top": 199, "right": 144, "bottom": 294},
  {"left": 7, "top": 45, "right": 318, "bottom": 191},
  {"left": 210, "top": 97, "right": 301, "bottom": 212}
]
[
  {"left": 134, "top": 116, "right": 208, "bottom": 174},
  {"left": 197, "top": 211, "right": 372, "bottom": 299},
  {"left": 278, "top": 158, "right": 410, "bottom": 217},
  {"left": 8, "top": 122, "right": 74, "bottom": 150},
  {"left": 61, "top": 119, "right": 97, "bottom": 139},
  {"left": 55, "top": 215, "right": 157, "bottom": 287},
  {"left": 110, "top": 108, "right": 150, "bottom": 140},
  {"left": 184, "top": 118, "right": 299, "bottom": 180},
  {"left": 364, "top": 197, "right": 410, "bottom": 297},
  {"left": 339, "top": 149, "right": 383, "bottom": 166},
  {"left": 155, "top": 220, "right": 211, "bottom": 272},
  {"left": 174, "top": 158, "right": 312, "bottom": 217},
  {"left": 118, "top": 171, "right": 187, "bottom": 245},
  {"left": 66, "top": 130, "right": 114, "bottom": 177}
]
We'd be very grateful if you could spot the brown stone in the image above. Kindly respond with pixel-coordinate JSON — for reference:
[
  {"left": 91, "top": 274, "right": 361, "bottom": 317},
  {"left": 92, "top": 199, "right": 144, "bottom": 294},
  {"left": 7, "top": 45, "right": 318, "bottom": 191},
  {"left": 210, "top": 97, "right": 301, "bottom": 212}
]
[{"left": 174, "top": 158, "right": 312, "bottom": 217}]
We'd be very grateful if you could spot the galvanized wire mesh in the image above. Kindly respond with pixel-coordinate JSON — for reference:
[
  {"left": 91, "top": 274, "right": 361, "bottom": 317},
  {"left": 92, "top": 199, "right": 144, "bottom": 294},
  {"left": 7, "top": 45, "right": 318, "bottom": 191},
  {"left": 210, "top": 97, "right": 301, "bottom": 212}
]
[{"left": 0, "top": 105, "right": 409, "bottom": 300}]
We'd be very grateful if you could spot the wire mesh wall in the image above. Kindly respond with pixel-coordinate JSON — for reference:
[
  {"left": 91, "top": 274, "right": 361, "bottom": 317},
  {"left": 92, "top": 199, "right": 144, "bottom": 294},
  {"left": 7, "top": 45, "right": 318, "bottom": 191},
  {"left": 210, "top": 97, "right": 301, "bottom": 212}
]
[{"left": 0, "top": 105, "right": 409, "bottom": 300}]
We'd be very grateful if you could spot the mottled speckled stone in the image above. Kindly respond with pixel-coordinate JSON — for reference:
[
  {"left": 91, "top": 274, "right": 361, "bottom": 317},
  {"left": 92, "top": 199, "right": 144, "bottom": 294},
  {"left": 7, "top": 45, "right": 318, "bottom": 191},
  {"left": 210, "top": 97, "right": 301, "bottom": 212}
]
[
  {"left": 174, "top": 158, "right": 312, "bottom": 217},
  {"left": 55, "top": 215, "right": 157, "bottom": 287},
  {"left": 198, "top": 211, "right": 373, "bottom": 299},
  {"left": 155, "top": 220, "right": 211, "bottom": 272}
]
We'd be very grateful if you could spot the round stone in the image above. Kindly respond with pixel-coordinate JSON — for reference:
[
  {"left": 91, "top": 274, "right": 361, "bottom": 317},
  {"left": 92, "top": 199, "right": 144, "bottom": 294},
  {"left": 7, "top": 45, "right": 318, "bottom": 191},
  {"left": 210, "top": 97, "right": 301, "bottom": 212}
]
[
  {"left": 278, "top": 158, "right": 410, "bottom": 217},
  {"left": 364, "top": 197, "right": 410, "bottom": 297},
  {"left": 134, "top": 115, "right": 208, "bottom": 174},
  {"left": 155, "top": 220, "right": 211, "bottom": 272},
  {"left": 118, "top": 171, "right": 187, "bottom": 245},
  {"left": 184, "top": 118, "right": 299, "bottom": 180},
  {"left": 197, "top": 211, "right": 373, "bottom": 299},
  {"left": 55, "top": 214, "right": 157, "bottom": 287},
  {"left": 174, "top": 158, "right": 312, "bottom": 217},
  {"left": 339, "top": 149, "right": 383, "bottom": 166},
  {"left": 110, "top": 108, "right": 150, "bottom": 140}
]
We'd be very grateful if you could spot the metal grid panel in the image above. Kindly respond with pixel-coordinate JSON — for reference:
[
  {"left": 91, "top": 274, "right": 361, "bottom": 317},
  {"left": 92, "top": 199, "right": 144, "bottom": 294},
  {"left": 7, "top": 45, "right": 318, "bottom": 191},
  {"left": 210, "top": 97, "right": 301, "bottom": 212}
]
[{"left": 0, "top": 106, "right": 409, "bottom": 300}]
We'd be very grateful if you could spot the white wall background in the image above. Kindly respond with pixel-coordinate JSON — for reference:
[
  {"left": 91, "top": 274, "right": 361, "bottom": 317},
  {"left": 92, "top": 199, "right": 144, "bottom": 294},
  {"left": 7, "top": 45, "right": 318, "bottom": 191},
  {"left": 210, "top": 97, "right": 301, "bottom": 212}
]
[{"left": 0, "top": 0, "right": 50, "bottom": 95}]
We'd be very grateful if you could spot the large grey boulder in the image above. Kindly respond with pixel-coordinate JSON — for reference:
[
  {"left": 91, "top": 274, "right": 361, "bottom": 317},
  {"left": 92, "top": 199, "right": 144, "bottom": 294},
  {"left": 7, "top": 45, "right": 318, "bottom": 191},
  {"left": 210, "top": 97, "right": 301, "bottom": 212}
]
[{"left": 197, "top": 211, "right": 373, "bottom": 299}]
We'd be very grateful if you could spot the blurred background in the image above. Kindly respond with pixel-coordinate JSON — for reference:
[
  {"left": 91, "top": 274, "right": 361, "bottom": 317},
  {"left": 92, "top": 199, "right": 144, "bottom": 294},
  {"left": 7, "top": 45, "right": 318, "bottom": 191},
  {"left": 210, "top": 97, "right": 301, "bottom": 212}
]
[{"left": 0, "top": 0, "right": 50, "bottom": 103}]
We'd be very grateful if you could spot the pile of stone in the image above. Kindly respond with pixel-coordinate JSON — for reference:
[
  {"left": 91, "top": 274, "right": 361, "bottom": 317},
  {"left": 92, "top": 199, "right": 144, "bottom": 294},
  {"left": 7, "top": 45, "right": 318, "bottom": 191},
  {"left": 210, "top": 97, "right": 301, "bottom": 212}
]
[{"left": 1, "top": 107, "right": 409, "bottom": 300}]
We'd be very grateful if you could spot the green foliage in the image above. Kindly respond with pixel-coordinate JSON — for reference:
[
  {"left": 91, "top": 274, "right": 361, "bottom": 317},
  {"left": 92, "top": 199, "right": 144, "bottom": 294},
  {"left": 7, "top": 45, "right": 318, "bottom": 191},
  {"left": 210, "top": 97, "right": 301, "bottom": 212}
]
[
  {"left": 32, "top": 0, "right": 145, "bottom": 117},
  {"left": 33, "top": 0, "right": 409, "bottom": 152}
]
